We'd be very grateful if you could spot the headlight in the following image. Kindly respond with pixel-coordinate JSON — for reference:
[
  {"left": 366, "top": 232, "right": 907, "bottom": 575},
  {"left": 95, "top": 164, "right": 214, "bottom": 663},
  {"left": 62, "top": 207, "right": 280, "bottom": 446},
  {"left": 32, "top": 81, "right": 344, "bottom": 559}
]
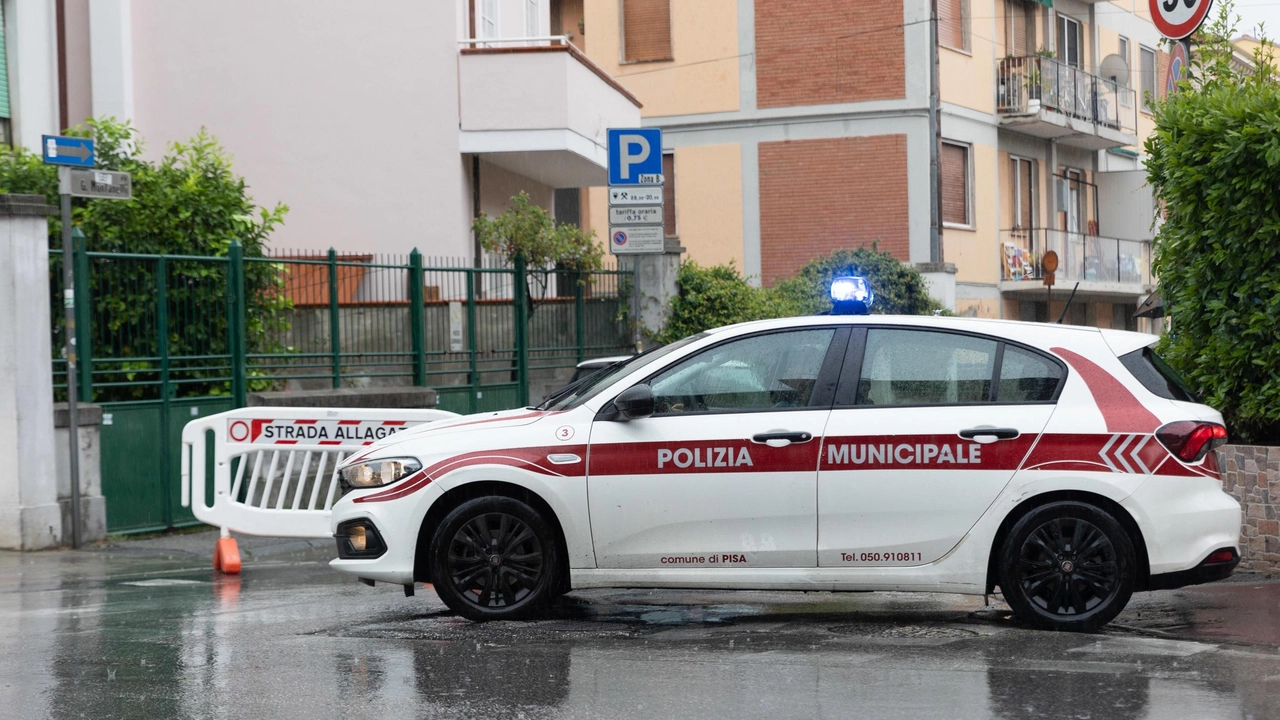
[{"left": 339, "top": 457, "right": 422, "bottom": 489}]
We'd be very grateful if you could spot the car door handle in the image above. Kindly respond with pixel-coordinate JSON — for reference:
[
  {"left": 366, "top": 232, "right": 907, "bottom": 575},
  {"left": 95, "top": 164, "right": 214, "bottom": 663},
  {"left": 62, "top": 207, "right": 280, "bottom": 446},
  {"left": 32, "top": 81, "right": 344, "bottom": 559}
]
[
  {"left": 959, "top": 427, "right": 1021, "bottom": 442},
  {"left": 751, "top": 431, "right": 813, "bottom": 447}
]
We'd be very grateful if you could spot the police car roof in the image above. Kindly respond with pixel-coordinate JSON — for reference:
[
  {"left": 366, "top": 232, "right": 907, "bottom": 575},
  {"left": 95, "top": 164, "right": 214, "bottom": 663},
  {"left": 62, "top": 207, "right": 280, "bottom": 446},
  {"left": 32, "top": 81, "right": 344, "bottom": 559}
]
[{"left": 703, "top": 314, "right": 1158, "bottom": 354}]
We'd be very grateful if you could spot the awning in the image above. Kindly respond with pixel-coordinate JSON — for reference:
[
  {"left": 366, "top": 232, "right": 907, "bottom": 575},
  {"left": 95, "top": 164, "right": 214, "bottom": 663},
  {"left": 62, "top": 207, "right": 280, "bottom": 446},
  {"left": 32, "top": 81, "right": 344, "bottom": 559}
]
[
  {"left": 1134, "top": 290, "right": 1164, "bottom": 319},
  {"left": 1031, "top": 0, "right": 1052, "bottom": 7}
]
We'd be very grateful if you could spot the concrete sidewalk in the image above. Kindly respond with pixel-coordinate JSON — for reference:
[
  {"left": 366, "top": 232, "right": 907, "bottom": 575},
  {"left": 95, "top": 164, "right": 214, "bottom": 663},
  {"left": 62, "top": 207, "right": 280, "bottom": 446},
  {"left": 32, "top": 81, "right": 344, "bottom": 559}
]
[{"left": 91, "top": 527, "right": 335, "bottom": 562}]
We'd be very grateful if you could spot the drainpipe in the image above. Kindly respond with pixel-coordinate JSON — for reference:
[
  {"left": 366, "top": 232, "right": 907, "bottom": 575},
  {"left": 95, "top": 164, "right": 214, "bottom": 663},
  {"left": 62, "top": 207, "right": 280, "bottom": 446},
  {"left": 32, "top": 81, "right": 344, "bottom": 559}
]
[
  {"left": 929, "top": 0, "right": 942, "bottom": 263},
  {"left": 472, "top": 155, "right": 482, "bottom": 269}
]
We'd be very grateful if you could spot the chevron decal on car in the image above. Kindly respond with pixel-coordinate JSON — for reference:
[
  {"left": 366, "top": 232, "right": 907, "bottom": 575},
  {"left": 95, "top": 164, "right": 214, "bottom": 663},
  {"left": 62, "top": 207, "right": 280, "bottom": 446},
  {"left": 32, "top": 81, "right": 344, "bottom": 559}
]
[{"left": 1099, "top": 433, "right": 1164, "bottom": 475}]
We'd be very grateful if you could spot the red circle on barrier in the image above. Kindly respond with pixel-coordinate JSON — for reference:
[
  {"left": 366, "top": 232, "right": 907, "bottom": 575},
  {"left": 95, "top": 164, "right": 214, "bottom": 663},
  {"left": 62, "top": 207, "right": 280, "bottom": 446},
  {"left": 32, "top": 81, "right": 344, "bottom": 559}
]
[{"left": 229, "top": 420, "right": 250, "bottom": 442}]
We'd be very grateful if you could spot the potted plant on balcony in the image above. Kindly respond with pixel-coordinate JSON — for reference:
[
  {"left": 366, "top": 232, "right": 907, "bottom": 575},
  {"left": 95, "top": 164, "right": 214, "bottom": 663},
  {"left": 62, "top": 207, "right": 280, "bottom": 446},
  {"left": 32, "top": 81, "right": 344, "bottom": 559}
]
[{"left": 1023, "top": 48, "right": 1056, "bottom": 112}]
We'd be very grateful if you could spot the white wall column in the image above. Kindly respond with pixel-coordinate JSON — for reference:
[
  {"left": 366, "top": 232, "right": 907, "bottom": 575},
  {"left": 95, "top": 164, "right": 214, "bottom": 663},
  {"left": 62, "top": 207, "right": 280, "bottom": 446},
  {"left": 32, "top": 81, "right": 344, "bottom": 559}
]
[
  {"left": 0, "top": 195, "right": 62, "bottom": 550},
  {"left": 89, "top": 0, "right": 133, "bottom": 121},
  {"left": 5, "top": 0, "right": 60, "bottom": 148}
]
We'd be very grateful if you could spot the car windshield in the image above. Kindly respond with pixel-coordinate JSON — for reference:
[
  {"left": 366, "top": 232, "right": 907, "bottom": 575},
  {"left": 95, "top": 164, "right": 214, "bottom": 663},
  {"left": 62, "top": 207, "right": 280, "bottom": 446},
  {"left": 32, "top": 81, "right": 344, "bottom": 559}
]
[{"left": 539, "top": 333, "right": 707, "bottom": 411}]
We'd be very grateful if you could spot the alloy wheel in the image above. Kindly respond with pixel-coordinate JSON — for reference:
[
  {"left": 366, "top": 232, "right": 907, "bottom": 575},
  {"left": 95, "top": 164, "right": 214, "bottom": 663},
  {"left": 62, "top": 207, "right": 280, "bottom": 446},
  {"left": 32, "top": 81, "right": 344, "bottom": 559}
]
[
  {"left": 1017, "top": 517, "right": 1118, "bottom": 617},
  {"left": 447, "top": 512, "right": 545, "bottom": 609}
]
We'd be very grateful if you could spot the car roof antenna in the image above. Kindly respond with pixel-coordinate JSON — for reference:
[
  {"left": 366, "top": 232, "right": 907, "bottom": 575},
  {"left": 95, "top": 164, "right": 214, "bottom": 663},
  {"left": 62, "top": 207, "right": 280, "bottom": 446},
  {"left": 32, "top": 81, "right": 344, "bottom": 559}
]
[{"left": 1055, "top": 282, "right": 1081, "bottom": 324}]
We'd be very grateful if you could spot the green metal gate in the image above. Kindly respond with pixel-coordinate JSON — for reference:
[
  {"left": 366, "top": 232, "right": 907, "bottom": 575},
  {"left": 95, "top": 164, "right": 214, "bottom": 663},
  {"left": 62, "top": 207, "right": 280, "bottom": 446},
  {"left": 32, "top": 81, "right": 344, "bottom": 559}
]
[{"left": 52, "top": 242, "right": 632, "bottom": 533}]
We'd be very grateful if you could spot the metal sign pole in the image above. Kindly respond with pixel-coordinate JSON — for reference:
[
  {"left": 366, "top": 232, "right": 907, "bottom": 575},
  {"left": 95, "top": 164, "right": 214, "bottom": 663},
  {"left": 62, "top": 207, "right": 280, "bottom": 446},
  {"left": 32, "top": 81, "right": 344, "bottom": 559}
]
[
  {"left": 58, "top": 166, "right": 83, "bottom": 549},
  {"left": 632, "top": 255, "right": 643, "bottom": 353}
]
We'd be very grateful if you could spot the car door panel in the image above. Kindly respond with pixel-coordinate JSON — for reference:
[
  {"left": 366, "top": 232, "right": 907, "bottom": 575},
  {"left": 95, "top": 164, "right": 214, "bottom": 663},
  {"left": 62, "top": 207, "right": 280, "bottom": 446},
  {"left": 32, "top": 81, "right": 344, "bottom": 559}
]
[
  {"left": 587, "top": 327, "right": 847, "bottom": 570},
  {"left": 818, "top": 328, "right": 1060, "bottom": 567}
]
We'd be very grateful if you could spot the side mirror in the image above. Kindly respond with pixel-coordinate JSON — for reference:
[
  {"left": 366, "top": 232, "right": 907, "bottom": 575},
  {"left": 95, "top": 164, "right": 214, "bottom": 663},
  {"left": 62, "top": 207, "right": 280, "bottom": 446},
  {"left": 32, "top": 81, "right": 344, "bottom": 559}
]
[{"left": 613, "top": 384, "right": 654, "bottom": 420}]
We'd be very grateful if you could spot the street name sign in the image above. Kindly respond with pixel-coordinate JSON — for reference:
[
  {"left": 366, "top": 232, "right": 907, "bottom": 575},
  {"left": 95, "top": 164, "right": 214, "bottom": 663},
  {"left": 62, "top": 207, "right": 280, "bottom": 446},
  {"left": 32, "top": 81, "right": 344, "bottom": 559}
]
[
  {"left": 42, "top": 135, "right": 95, "bottom": 168},
  {"left": 609, "top": 205, "right": 664, "bottom": 225},
  {"left": 607, "top": 128, "right": 663, "bottom": 186},
  {"left": 66, "top": 170, "right": 133, "bottom": 200},
  {"left": 609, "top": 186, "right": 664, "bottom": 205},
  {"left": 1151, "top": 0, "right": 1213, "bottom": 39},
  {"left": 609, "top": 226, "right": 664, "bottom": 254}
]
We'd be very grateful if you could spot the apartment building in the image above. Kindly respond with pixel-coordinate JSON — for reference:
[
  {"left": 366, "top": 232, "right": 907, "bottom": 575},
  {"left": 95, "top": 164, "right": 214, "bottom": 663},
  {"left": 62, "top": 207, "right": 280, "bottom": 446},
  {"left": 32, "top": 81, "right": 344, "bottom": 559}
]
[
  {"left": 14, "top": 0, "right": 639, "bottom": 258},
  {"left": 579, "top": 0, "right": 1171, "bottom": 330}
]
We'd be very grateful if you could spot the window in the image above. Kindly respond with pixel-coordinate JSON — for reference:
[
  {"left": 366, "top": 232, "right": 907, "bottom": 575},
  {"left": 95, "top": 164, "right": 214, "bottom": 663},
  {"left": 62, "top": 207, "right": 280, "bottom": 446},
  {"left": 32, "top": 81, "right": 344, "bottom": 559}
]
[
  {"left": 1057, "top": 15, "right": 1081, "bottom": 68},
  {"left": 856, "top": 330, "right": 998, "bottom": 406},
  {"left": 622, "top": 0, "right": 672, "bottom": 63},
  {"left": 526, "top": 0, "right": 540, "bottom": 37},
  {"left": 649, "top": 329, "right": 836, "bottom": 414},
  {"left": 662, "top": 152, "right": 676, "bottom": 237},
  {"left": 1011, "top": 156, "right": 1036, "bottom": 231},
  {"left": 1120, "top": 347, "right": 1196, "bottom": 402},
  {"left": 941, "top": 141, "right": 971, "bottom": 227},
  {"left": 997, "top": 345, "right": 1064, "bottom": 402},
  {"left": 940, "top": 0, "right": 970, "bottom": 51},
  {"left": 1004, "top": 0, "right": 1036, "bottom": 57},
  {"left": 1140, "top": 46, "right": 1156, "bottom": 112},
  {"left": 1118, "top": 37, "right": 1129, "bottom": 65},
  {"left": 478, "top": 0, "right": 499, "bottom": 39}
]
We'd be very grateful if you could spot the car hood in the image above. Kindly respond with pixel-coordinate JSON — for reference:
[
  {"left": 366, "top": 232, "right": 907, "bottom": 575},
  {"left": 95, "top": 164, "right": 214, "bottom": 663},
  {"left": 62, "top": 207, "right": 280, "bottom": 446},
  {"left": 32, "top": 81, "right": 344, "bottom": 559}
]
[{"left": 368, "top": 407, "right": 560, "bottom": 449}]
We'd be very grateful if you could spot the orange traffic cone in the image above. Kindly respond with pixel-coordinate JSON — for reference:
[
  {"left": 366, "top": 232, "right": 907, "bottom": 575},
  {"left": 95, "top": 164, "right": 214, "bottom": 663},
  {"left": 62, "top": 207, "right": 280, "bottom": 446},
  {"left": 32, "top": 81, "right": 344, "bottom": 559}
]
[{"left": 213, "top": 532, "right": 241, "bottom": 575}]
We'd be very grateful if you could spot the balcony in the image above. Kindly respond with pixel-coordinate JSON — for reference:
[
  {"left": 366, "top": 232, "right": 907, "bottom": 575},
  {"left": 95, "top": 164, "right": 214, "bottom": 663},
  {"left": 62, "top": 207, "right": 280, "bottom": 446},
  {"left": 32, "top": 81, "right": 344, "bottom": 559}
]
[
  {"left": 996, "top": 56, "right": 1138, "bottom": 151},
  {"left": 998, "top": 229, "right": 1153, "bottom": 299},
  {"left": 458, "top": 37, "right": 642, "bottom": 188}
]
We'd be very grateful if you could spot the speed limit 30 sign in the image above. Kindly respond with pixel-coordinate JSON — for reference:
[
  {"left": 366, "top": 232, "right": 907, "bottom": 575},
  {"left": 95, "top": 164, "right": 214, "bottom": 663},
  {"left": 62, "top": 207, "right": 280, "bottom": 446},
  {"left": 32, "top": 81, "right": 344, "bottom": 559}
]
[{"left": 1151, "top": 0, "right": 1213, "bottom": 40}]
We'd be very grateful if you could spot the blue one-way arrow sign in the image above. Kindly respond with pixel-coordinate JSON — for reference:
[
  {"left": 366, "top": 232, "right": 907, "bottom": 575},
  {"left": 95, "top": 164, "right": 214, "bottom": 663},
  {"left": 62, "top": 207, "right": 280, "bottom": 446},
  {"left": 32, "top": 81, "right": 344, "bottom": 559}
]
[{"left": 42, "top": 135, "right": 95, "bottom": 168}]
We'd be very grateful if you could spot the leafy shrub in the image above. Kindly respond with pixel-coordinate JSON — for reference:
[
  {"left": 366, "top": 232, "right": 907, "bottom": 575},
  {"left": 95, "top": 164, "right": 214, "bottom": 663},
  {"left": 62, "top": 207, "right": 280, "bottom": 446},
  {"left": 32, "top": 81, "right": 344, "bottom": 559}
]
[
  {"left": 1145, "top": 6, "right": 1280, "bottom": 444},
  {"left": 656, "top": 246, "right": 944, "bottom": 343},
  {"left": 0, "top": 118, "right": 290, "bottom": 400}
]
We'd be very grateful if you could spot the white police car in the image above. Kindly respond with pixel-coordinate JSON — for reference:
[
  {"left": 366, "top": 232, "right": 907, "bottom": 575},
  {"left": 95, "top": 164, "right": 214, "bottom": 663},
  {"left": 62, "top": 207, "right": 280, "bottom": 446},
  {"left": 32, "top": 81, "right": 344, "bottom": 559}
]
[{"left": 330, "top": 279, "right": 1240, "bottom": 631}]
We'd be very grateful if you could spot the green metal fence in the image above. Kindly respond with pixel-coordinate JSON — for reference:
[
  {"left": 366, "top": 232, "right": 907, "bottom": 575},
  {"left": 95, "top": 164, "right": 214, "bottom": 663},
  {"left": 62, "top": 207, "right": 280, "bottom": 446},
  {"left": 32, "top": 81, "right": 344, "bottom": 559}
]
[{"left": 51, "top": 241, "right": 633, "bottom": 533}]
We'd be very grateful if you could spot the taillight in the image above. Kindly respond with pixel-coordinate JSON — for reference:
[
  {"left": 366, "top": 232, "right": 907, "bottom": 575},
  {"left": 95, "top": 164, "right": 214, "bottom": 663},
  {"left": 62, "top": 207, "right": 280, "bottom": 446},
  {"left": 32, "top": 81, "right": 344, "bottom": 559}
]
[
  {"left": 1156, "top": 421, "right": 1228, "bottom": 463},
  {"left": 1203, "top": 548, "right": 1237, "bottom": 564}
]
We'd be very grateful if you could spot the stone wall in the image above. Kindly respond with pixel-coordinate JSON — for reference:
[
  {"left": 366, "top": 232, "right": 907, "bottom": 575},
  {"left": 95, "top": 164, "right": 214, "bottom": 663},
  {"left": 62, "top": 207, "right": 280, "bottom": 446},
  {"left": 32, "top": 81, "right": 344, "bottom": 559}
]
[{"left": 1218, "top": 444, "right": 1280, "bottom": 573}]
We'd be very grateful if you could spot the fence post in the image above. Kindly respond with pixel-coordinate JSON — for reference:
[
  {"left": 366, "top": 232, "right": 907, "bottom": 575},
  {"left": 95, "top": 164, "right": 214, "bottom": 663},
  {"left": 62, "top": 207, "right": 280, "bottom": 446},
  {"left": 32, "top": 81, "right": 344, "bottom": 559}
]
[
  {"left": 514, "top": 254, "right": 529, "bottom": 407},
  {"left": 72, "top": 229, "right": 92, "bottom": 401},
  {"left": 409, "top": 249, "right": 426, "bottom": 386},
  {"left": 328, "top": 248, "right": 341, "bottom": 389},
  {"left": 228, "top": 240, "right": 248, "bottom": 407},
  {"left": 574, "top": 273, "right": 585, "bottom": 364},
  {"left": 466, "top": 269, "right": 479, "bottom": 414}
]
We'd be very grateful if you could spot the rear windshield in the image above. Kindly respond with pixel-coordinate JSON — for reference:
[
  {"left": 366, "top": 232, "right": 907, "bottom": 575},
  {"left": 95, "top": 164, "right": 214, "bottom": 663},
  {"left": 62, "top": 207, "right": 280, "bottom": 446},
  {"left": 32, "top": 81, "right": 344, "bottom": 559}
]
[{"left": 1119, "top": 347, "right": 1196, "bottom": 402}]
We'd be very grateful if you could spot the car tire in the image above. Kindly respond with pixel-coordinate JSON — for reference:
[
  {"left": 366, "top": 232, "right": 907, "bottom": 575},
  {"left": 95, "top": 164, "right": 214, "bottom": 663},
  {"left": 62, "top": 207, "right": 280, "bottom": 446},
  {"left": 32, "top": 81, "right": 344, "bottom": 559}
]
[
  {"left": 428, "top": 496, "right": 561, "bottom": 622},
  {"left": 999, "top": 501, "right": 1136, "bottom": 632}
]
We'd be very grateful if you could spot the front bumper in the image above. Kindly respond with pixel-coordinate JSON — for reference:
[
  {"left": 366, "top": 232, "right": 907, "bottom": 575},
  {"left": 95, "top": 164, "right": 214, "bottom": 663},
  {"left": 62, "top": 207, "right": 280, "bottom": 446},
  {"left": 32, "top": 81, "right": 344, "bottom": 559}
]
[{"left": 327, "top": 482, "right": 442, "bottom": 586}]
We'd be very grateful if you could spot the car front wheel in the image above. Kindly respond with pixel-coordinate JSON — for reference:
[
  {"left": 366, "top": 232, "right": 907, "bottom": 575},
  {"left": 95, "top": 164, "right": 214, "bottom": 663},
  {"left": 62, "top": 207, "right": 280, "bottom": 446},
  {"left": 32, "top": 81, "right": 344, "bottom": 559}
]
[
  {"left": 428, "top": 496, "right": 561, "bottom": 622},
  {"left": 999, "top": 501, "right": 1136, "bottom": 632}
]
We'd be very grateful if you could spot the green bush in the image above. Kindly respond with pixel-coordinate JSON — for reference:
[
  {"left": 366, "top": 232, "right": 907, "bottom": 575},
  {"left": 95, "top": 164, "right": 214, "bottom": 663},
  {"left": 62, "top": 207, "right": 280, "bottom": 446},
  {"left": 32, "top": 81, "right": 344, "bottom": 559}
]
[
  {"left": 1145, "top": 5, "right": 1280, "bottom": 444},
  {"left": 773, "top": 247, "right": 947, "bottom": 317},
  {"left": 656, "top": 246, "right": 944, "bottom": 343},
  {"left": 0, "top": 118, "right": 290, "bottom": 400}
]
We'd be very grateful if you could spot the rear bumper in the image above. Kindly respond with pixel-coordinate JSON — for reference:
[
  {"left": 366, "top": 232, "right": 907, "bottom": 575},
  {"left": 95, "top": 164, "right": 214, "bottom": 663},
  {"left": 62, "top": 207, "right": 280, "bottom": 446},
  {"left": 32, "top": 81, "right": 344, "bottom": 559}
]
[{"left": 1147, "top": 550, "right": 1240, "bottom": 591}]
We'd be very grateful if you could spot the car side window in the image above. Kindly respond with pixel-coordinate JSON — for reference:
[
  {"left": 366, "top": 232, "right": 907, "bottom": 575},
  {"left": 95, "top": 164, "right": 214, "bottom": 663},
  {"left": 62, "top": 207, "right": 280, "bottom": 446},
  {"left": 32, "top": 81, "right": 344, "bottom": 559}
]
[
  {"left": 997, "top": 345, "right": 1063, "bottom": 402},
  {"left": 649, "top": 329, "right": 836, "bottom": 415},
  {"left": 856, "top": 329, "right": 997, "bottom": 406}
]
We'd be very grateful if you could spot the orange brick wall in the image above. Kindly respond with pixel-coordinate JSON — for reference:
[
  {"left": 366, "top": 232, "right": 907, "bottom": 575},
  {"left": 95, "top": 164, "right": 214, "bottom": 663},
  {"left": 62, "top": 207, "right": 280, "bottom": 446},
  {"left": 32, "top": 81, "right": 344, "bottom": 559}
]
[
  {"left": 758, "top": 135, "right": 910, "bottom": 286},
  {"left": 755, "top": 0, "right": 906, "bottom": 108}
]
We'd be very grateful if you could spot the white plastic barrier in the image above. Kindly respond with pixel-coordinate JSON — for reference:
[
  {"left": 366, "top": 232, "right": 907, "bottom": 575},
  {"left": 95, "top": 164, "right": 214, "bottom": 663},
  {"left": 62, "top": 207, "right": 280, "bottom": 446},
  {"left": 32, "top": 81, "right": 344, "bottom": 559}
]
[{"left": 181, "top": 407, "right": 459, "bottom": 538}]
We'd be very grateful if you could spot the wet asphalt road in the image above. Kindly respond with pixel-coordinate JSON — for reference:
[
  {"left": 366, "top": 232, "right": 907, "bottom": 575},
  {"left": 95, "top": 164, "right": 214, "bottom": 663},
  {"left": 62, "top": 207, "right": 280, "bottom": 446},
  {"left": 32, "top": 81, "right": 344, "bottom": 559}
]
[{"left": 3, "top": 539, "right": 1280, "bottom": 720}]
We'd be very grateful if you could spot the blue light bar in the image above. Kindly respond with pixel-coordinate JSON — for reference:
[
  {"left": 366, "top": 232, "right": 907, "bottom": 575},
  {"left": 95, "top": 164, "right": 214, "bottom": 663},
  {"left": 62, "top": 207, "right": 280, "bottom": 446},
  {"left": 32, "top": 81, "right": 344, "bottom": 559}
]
[{"left": 829, "top": 276, "right": 874, "bottom": 315}]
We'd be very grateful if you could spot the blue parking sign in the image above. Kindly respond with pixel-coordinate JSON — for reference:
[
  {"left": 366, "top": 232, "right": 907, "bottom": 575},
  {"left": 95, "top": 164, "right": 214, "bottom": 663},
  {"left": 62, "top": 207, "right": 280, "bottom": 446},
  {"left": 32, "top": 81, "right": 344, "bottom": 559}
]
[{"left": 608, "top": 128, "right": 662, "bottom": 185}]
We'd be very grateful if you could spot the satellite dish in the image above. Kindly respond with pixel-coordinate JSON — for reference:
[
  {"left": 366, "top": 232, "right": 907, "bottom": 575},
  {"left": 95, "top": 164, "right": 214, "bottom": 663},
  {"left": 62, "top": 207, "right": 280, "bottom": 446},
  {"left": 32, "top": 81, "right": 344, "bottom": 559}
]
[{"left": 1100, "top": 54, "right": 1131, "bottom": 87}]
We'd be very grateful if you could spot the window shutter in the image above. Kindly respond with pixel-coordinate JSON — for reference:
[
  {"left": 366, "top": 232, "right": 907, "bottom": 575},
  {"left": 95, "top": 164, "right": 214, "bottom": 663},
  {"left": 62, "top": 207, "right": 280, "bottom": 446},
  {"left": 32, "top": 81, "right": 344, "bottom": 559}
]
[
  {"left": 663, "top": 153, "right": 676, "bottom": 237},
  {"left": 941, "top": 143, "right": 968, "bottom": 226},
  {"left": 939, "top": 0, "right": 967, "bottom": 51},
  {"left": 623, "top": 0, "right": 672, "bottom": 63},
  {"left": 0, "top": 3, "right": 10, "bottom": 119},
  {"left": 1015, "top": 158, "right": 1034, "bottom": 229},
  {"left": 1005, "top": 0, "right": 1035, "bottom": 57}
]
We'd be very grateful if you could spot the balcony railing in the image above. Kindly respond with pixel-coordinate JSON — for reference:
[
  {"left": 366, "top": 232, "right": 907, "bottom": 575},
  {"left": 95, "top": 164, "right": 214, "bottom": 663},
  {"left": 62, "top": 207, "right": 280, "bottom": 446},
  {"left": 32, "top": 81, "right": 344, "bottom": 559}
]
[
  {"left": 997, "top": 56, "right": 1138, "bottom": 136},
  {"left": 1000, "top": 229, "right": 1151, "bottom": 286}
]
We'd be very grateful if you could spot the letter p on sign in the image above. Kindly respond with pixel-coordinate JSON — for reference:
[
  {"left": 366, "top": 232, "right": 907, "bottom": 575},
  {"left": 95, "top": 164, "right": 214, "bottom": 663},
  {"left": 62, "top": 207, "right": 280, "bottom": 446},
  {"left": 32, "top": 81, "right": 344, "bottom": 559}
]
[{"left": 608, "top": 128, "right": 663, "bottom": 185}]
